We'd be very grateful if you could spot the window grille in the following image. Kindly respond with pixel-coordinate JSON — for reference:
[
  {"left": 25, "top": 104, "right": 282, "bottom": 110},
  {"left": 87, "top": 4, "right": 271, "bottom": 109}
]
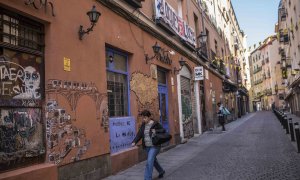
[
  {"left": 106, "top": 49, "right": 129, "bottom": 117},
  {"left": 0, "top": 9, "right": 44, "bottom": 52}
]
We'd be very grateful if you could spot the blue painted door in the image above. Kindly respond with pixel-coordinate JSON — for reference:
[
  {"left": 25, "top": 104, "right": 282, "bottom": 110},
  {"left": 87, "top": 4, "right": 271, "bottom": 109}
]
[{"left": 158, "top": 85, "right": 169, "bottom": 132}]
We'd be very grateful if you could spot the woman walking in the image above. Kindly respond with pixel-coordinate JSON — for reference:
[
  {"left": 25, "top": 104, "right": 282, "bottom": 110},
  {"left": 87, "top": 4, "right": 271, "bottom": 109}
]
[{"left": 131, "top": 110, "right": 166, "bottom": 180}]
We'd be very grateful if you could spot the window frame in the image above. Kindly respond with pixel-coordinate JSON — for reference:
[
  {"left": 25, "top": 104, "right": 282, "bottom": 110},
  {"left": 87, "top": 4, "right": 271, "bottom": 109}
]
[{"left": 106, "top": 47, "right": 131, "bottom": 118}]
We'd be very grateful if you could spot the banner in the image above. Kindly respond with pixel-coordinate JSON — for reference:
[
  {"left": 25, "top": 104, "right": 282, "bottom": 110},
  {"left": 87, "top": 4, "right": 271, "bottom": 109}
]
[{"left": 155, "top": 0, "right": 196, "bottom": 46}]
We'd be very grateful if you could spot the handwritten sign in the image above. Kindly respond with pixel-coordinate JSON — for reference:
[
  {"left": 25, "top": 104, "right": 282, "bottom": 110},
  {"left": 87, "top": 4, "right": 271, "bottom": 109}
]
[{"left": 109, "top": 116, "right": 136, "bottom": 154}]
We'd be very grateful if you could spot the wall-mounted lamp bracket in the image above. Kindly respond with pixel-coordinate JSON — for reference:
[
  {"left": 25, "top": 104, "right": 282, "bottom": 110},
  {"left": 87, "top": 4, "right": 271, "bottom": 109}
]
[
  {"left": 173, "top": 59, "right": 186, "bottom": 74},
  {"left": 79, "top": 5, "right": 101, "bottom": 40}
]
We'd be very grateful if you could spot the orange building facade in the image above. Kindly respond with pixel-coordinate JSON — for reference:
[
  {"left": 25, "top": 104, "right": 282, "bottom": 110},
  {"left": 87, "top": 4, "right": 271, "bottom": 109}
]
[{"left": 0, "top": 0, "right": 243, "bottom": 179}]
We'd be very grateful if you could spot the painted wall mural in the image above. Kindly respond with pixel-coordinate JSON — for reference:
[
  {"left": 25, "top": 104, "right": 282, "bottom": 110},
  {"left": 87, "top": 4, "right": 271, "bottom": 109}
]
[
  {"left": 130, "top": 72, "right": 158, "bottom": 105},
  {"left": 45, "top": 79, "right": 108, "bottom": 165},
  {"left": 45, "top": 100, "right": 91, "bottom": 164},
  {"left": 130, "top": 72, "right": 159, "bottom": 125},
  {"left": 46, "top": 79, "right": 108, "bottom": 131}
]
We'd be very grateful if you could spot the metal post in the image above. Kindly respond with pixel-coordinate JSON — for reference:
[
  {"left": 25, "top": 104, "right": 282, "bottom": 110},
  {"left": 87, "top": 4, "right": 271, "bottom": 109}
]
[
  {"left": 294, "top": 123, "right": 300, "bottom": 153},
  {"left": 285, "top": 115, "right": 289, "bottom": 134},
  {"left": 289, "top": 118, "right": 295, "bottom": 142}
]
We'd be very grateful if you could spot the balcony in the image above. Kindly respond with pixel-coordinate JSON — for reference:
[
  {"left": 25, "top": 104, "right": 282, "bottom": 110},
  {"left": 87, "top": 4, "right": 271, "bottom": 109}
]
[
  {"left": 279, "top": 31, "right": 289, "bottom": 44},
  {"left": 219, "top": 60, "right": 226, "bottom": 75},
  {"left": 210, "top": 59, "right": 219, "bottom": 69},
  {"left": 286, "top": 58, "right": 292, "bottom": 68},
  {"left": 124, "top": 0, "right": 144, "bottom": 8},
  {"left": 279, "top": 8, "right": 287, "bottom": 21},
  {"left": 253, "top": 66, "right": 262, "bottom": 74}
]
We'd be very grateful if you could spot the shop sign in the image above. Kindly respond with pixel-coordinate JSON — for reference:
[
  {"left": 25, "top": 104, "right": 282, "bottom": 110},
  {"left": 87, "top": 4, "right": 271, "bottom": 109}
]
[
  {"left": 109, "top": 116, "right": 136, "bottom": 154},
  {"left": 155, "top": 0, "right": 196, "bottom": 46},
  {"left": 194, "top": 66, "right": 204, "bottom": 80}
]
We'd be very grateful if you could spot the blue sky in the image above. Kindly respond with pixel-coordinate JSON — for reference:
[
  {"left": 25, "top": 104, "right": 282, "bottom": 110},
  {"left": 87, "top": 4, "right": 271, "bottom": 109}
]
[{"left": 231, "top": 0, "right": 281, "bottom": 48}]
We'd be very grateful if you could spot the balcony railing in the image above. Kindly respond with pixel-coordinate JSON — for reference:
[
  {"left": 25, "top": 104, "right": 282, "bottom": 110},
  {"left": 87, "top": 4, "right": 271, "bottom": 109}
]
[
  {"left": 279, "top": 31, "right": 289, "bottom": 44},
  {"left": 253, "top": 66, "right": 262, "bottom": 74}
]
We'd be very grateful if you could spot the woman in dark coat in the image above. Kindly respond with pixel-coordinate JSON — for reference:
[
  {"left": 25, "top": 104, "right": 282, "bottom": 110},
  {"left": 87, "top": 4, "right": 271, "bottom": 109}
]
[{"left": 131, "top": 110, "right": 165, "bottom": 180}]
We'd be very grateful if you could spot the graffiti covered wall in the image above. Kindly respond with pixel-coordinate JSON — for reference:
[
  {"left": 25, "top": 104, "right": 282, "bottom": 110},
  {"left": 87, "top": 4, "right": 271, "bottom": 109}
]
[
  {"left": 0, "top": 52, "right": 45, "bottom": 172},
  {"left": 46, "top": 79, "right": 108, "bottom": 165}
]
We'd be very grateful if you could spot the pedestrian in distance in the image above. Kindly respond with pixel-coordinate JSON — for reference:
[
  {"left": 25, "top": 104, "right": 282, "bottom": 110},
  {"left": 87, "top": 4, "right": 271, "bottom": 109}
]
[
  {"left": 131, "top": 110, "right": 166, "bottom": 180},
  {"left": 217, "top": 102, "right": 226, "bottom": 132}
]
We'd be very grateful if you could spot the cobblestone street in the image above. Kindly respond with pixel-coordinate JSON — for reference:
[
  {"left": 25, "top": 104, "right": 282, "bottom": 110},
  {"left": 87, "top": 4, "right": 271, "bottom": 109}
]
[{"left": 105, "top": 111, "right": 300, "bottom": 180}]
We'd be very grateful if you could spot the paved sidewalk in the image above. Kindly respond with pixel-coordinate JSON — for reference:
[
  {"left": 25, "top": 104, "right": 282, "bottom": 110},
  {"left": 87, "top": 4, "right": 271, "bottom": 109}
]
[{"left": 104, "top": 113, "right": 256, "bottom": 180}]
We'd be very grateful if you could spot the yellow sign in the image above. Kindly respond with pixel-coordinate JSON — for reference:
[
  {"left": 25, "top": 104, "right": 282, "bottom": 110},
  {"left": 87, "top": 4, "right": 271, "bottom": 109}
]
[{"left": 64, "top": 57, "right": 71, "bottom": 71}]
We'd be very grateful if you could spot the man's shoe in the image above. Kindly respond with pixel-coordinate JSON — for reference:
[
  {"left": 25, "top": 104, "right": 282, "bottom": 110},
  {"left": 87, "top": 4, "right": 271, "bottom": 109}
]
[{"left": 158, "top": 170, "right": 165, "bottom": 178}]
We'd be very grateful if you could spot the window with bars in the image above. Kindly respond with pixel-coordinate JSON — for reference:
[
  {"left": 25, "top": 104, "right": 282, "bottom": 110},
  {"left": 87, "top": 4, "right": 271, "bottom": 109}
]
[
  {"left": 106, "top": 48, "right": 129, "bottom": 117},
  {"left": 0, "top": 8, "right": 44, "bottom": 52}
]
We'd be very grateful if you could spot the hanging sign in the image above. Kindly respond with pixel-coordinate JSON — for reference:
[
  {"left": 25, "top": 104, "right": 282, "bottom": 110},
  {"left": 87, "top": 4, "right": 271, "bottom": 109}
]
[{"left": 194, "top": 66, "right": 204, "bottom": 80}]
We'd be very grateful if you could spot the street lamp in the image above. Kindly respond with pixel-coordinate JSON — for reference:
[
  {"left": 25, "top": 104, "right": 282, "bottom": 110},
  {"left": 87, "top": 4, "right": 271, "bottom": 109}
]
[
  {"left": 173, "top": 58, "right": 186, "bottom": 74},
  {"left": 79, "top": 5, "right": 101, "bottom": 40},
  {"left": 145, "top": 42, "right": 162, "bottom": 64}
]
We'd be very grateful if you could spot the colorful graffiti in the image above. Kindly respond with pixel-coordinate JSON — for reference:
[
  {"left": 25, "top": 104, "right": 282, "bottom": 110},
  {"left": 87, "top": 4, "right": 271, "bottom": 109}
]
[{"left": 0, "top": 108, "right": 45, "bottom": 169}]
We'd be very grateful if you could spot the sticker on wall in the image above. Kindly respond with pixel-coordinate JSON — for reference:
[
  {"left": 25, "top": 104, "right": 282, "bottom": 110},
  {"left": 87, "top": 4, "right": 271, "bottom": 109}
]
[{"left": 64, "top": 57, "right": 71, "bottom": 72}]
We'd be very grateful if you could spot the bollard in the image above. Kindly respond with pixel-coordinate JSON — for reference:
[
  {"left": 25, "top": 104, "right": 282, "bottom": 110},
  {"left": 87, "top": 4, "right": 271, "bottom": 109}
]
[
  {"left": 295, "top": 123, "right": 300, "bottom": 153},
  {"left": 289, "top": 118, "right": 295, "bottom": 142},
  {"left": 285, "top": 116, "right": 290, "bottom": 134},
  {"left": 283, "top": 115, "right": 288, "bottom": 132}
]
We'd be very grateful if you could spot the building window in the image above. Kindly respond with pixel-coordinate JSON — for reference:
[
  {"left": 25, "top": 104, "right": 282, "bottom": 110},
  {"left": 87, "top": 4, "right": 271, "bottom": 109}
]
[
  {"left": 106, "top": 48, "right": 129, "bottom": 117},
  {"left": 0, "top": 8, "right": 44, "bottom": 52}
]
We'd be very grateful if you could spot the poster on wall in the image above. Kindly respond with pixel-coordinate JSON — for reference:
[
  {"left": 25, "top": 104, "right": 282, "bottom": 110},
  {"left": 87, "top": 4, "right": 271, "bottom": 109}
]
[
  {"left": 109, "top": 116, "right": 136, "bottom": 154},
  {"left": 194, "top": 66, "right": 204, "bottom": 81}
]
